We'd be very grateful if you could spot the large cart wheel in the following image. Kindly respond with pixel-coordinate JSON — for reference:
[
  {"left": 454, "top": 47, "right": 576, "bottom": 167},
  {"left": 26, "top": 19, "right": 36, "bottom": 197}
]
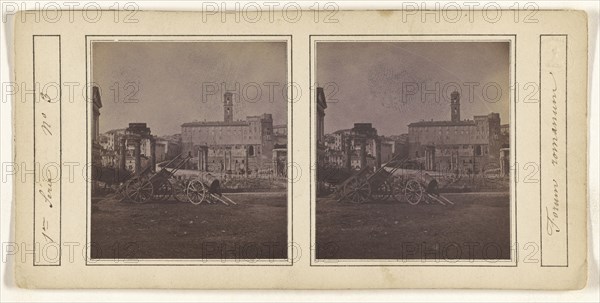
[
  {"left": 404, "top": 179, "right": 424, "bottom": 205},
  {"left": 172, "top": 179, "right": 190, "bottom": 203},
  {"left": 115, "top": 181, "right": 129, "bottom": 202},
  {"left": 343, "top": 178, "right": 371, "bottom": 204},
  {"left": 333, "top": 185, "right": 344, "bottom": 201},
  {"left": 125, "top": 177, "right": 154, "bottom": 204},
  {"left": 153, "top": 179, "right": 172, "bottom": 201},
  {"left": 372, "top": 180, "right": 392, "bottom": 202},
  {"left": 390, "top": 176, "right": 406, "bottom": 203},
  {"left": 186, "top": 179, "right": 207, "bottom": 205}
]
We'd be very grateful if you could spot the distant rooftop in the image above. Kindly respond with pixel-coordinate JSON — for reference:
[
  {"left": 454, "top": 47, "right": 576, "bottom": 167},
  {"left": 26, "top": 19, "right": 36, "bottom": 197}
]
[
  {"left": 408, "top": 120, "right": 476, "bottom": 127},
  {"left": 182, "top": 113, "right": 272, "bottom": 128},
  {"left": 181, "top": 121, "right": 250, "bottom": 127},
  {"left": 105, "top": 128, "right": 126, "bottom": 134},
  {"left": 332, "top": 128, "right": 352, "bottom": 135},
  {"left": 409, "top": 112, "right": 500, "bottom": 127}
]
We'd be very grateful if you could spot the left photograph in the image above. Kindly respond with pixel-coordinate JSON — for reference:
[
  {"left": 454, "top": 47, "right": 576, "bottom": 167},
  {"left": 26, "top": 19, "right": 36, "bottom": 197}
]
[{"left": 89, "top": 39, "right": 290, "bottom": 261}]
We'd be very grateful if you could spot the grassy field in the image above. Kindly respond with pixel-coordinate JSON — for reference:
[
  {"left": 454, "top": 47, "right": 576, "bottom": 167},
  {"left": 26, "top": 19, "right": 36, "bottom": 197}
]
[
  {"left": 90, "top": 192, "right": 288, "bottom": 260},
  {"left": 315, "top": 192, "right": 511, "bottom": 260}
]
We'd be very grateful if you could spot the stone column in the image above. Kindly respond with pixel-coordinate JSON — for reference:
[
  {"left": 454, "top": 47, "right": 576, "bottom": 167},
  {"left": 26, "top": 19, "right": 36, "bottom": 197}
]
[
  {"left": 454, "top": 150, "right": 459, "bottom": 171},
  {"left": 503, "top": 154, "right": 509, "bottom": 177},
  {"left": 500, "top": 149, "right": 509, "bottom": 177},
  {"left": 222, "top": 149, "right": 227, "bottom": 172},
  {"left": 198, "top": 148, "right": 202, "bottom": 172},
  {"left": 359, "top": 138, "right": 367, "bottom": 169},
  {"left": 345, "top": 137, "right": 352, "bottom": 170},
  {"left": 119, "top": 137, "right": 126, "bottom": 171},
  {"left": 134, "top": 138, "right": 141, "bottom": 175},
  {"left": 245, "top": 146, "right": 250, "bottom": 177},
  {"left": 150, "top": 138, "right": 156, "bottom": 172},
  {"left": 375, "top": 138, "right": 382, "bottom": 168},
  {"left": 424, "top": 147, "right": 429, "bottom": 170},
  {"left": 203, "top": 147, "right": 208, "bottom": 171},
  {"left": 228, "top": 149, "right": 232, "bottom": 172},
  {"left": 272, "top": 149, "right": 277, "bottom": 177},
  {"left": 431, "top": 147, "right": 436, "bottom": 171},
  {"left": 425, "top": 146, "right": 436, "bottom": 171},
  {"left": 426, "top": 147, "right": 432, "bottom": 170}
]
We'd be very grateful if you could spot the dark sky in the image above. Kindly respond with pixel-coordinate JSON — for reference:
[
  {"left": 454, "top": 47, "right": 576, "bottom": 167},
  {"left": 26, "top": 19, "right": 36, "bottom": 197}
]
[
  {"left": 93, "top": 41, "right": 288, "bottom": 136},
  {"left": 316, "top": 42, "right": 510, "bottom": 136}
]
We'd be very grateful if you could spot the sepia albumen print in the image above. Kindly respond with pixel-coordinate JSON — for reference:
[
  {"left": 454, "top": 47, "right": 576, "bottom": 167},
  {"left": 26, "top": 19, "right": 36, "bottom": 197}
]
[
  {"left": 315, "top": 41, "right": 512, "bottom": 261},
  {"left": 89, "top": 40, "right": 290, "bottom": 261}
]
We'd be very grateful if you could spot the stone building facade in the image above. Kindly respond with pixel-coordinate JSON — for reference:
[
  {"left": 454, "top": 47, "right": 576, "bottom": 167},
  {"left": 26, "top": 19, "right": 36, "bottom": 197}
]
[
  {"left": 316, "top": 87, "right": 328, "bottom": 166},
  {"left": 181, "top": 92, "right": 276, "bottom": 173},
  {"left": 407, "top": 91, "right": 503, "bottom": 173},
  {"left": 100, "top": 127, "right": 182, "bottom": 170},
  {"left": 273, "top": 124, "right": 287, "bottom": 146},
  {"left": 120, "top": 123, "right": 156, "bottom": 174},
  {"left": 91, "top": 86, "right": 103, "bottom": 168},
  {"left": 322, "top": 123, "right": 393, "bottom": 171}
]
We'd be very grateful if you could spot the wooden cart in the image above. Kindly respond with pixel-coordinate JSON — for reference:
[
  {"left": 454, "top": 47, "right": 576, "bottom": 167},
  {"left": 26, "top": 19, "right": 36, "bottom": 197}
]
[
  {"left": 122, "top": 153, "right": 237, "bottom": 206},
  {"left": 335, "top": 154, "right": 453, "bottom": 205},
  {"left": 122, "top": 153, "right": 191, "bottom": 204}
]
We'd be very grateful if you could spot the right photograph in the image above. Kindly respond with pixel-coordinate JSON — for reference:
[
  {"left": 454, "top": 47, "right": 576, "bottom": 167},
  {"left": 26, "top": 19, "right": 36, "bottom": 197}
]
[{"left": 314, "top": 41, "right": 512, "bottom": 261}]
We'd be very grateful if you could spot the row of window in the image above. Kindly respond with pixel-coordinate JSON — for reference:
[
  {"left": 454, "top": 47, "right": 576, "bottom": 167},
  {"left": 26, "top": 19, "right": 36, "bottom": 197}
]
[
  {"left": 415, "top": 144, "right": 489, "bottom": 157},
  {"left": 415, "top": 135, "right": 488, "bottom": 141},
  {"left": 183, "top": 127, "right": 273, "bottom": 135},
  {"left": 413, "top": 129, "right": 490, "bottom": 136},
  {"left": 209, "top": 145, "right": 260, "bottom": 156}
]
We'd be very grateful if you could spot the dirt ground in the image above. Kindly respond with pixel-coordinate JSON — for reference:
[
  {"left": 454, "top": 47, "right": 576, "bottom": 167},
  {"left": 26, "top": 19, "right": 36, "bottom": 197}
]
[
  {"left": 90, "top": 192, "right": 288, "bottom": 260},
  {"left": 315, "top": 192, "right": 511, "bottom": 260}
]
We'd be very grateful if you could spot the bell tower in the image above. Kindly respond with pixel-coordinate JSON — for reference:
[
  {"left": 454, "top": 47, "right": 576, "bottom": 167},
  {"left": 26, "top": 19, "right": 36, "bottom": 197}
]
[
  {"left": 450, "top": 91, "right": 460, "bottom": 122},
  {"left": 224, "top": 92, "right": 233, "bottom": 123}
]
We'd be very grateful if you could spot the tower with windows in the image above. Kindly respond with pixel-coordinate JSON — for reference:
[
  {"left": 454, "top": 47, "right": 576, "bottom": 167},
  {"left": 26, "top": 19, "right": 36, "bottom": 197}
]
[
  {"left": 451, "top": 91, "right": 460, "bottom": 122},
  {"left": 224, "top": 92, "right": 234, "bottom": 123}
]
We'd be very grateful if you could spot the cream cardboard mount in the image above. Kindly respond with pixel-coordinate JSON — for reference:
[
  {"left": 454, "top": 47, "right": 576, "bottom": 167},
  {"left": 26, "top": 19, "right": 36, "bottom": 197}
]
[{"left": 11, "top": 10, "right": 588, "bottom": 289}]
